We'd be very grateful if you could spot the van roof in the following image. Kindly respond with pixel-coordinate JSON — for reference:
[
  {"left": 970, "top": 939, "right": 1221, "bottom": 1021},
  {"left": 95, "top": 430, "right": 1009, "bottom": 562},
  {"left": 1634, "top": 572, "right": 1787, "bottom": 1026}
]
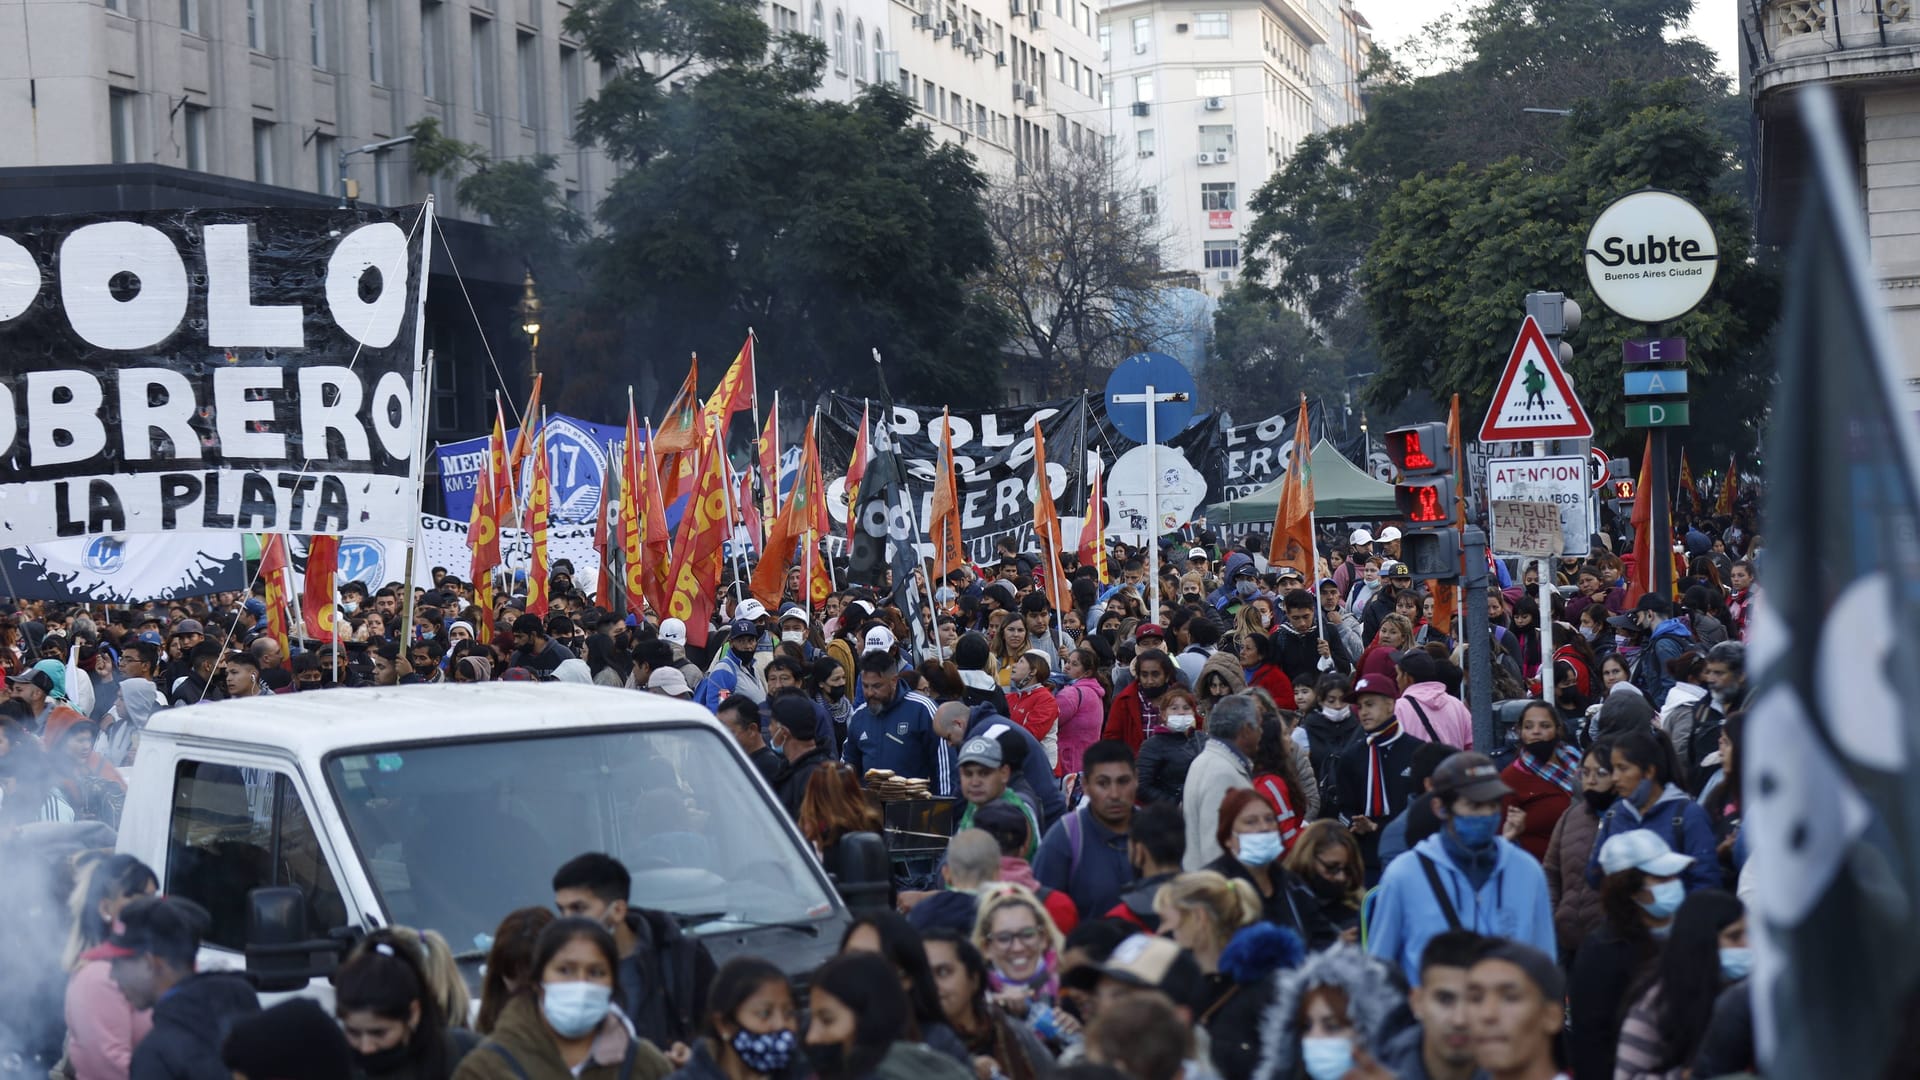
[{"left": 142, "top": 683, "right": 722, "bottom": 755}]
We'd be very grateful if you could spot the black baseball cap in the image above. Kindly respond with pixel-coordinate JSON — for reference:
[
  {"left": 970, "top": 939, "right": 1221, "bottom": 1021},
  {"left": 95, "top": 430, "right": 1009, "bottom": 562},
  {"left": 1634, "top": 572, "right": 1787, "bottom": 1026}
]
[{"left": 1430, "top": 751, "right": 1513, "bottom": 802}]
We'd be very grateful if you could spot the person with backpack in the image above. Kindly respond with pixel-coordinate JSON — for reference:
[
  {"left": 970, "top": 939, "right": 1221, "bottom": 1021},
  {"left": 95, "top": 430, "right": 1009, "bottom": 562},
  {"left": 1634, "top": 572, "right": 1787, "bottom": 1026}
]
[
  {"left": 1364, "top": 753, "right": 1556, "bottom": 987},
  {"left": 1583, "top": 732, "right": 1721, "bottom": 895},
  {"left": 1032, "top": 740, "right": 1139, "bottom": 919},
  {"left": 551, "top": 854, "right": 717, "bottom": 1061}
]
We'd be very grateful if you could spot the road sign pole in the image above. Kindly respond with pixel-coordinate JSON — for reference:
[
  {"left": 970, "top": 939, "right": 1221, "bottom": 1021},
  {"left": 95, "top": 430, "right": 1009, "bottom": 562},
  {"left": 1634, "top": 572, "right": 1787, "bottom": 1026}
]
[
  {"left": 1539, "top": 548, "right": 1554, "bottom": 699},
  {"left": 1147, "top": 383, "right": 1161, "bottom": 621},
  {"left": 1463, "top": 524, "right": 1494, "bottom": 750},
  {"left": 1651, "top": 426, "right": 1672, "bottom": 598}
]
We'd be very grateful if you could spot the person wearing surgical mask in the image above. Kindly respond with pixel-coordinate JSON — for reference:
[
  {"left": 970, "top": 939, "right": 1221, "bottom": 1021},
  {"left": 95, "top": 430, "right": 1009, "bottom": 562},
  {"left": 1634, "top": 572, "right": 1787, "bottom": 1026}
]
[
  {"left": 1295, "top": 675, "right": 1359, "bottom": 814},
  {"left": 1135, "top": 687, "right": 1203, "bottom": 808},
  {"left": 1203, "top": 789, "right": 1337, "bottom": 950},
  {"left": 1262, "top": 943, "right": 1404, "bottom": 1080},
  {"left": 454, "top": 917, "right": 672, "bottom": 1080},
  {"left": 1568, "top": 830, "right": 1699, "bottom": 1080},
  {"left": 1612, "top": 890, "right": 1746, "bottom": 1080},
  {"left": 669, "top": 958, "right": 803, "bottom": 1080}
]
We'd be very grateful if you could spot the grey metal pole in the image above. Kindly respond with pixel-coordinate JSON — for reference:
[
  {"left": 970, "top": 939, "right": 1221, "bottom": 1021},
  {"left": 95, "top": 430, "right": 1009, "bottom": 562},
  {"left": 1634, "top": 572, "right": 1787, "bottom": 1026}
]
[{"left": 1463, "top": 524, "right": 1495, "bottom": 751}]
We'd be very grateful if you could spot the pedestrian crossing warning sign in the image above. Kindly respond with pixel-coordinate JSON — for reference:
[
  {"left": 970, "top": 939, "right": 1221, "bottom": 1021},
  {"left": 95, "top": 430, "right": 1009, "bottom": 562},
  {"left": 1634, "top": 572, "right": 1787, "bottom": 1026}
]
[{"left": 1479, "top": 315, "right": 1594, "bottom": 443}]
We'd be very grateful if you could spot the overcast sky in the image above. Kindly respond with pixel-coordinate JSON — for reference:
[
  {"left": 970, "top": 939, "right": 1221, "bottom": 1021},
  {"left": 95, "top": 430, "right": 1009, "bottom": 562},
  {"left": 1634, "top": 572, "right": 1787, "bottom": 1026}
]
[{"left": 1355, "top": 0, "right": 1740, "bottom": 81}]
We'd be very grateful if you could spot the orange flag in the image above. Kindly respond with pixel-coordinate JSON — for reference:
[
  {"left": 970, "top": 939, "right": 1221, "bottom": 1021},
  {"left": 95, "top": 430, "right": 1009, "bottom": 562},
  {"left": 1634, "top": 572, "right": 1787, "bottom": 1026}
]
[
  {"left": 1031, "top": 419, "right": 1069, "bottom": 617},
  {"left": 301, "top": 535, "right": 340, "bottom": 641},
  {"left": 758, "top": 406, "right": 781, "bottom": 532},
  {"left": 593, "top": 459, "right": 616, "bottom": 610},
  {"left": 469, "top": 405, "right": 508, "bottom": 645},
  {"left": 1267, "top": 395, "right": 1315, "bottom": 577},
  {"left": 703, "top": 335, "right": 756, "bottom": 440},
  {"left": 1676, "top": 449, "right": 1696, "bottom": 515},
  {"left": 1714, "top": 453, "right": 1738, "bottom": 516},
  {"left": 1628, "top": 432, "right": 1656, "bottom": 606},
  {"left": 258, "top": 535, "right": 293, "bottom": 666},
  {"left": 506, "top": 374, "right": 544, "bottom": 485},
  {"left": 1077, "top": 463, "right": 1107, "bottom": 582},
  {"left": 844, "top": 401, "right": 871, "bottom": 546},
  {"left": 641, "top": 432, "right": 675, "bottom": 620},
  {"left": 526, "top": 425, "right": 552, "bottom": 617},
  {"left": 666, "top": 430, "right": 732, "bottom": 647},
  {"left": 801, "top": 423, "right": 833, "bottom": 605},
  {"left": 1429, "top": 393, "right": 1462, "bottom": 639},
  {"left": 619, "top": 404, "right": 648, "bottom": 618},
  {"left": 930, "top": 409, "right": 964, "bottom": 578},
  {"left": 652, "top": 359, "right": 702, "bottom": 455}
]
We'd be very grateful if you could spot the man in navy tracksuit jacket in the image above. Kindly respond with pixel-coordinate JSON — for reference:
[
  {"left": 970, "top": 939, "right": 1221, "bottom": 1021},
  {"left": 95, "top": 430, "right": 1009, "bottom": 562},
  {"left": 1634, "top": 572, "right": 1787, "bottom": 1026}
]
[{"left": 844, "top": 654, "right": 951, "bottom": 796}]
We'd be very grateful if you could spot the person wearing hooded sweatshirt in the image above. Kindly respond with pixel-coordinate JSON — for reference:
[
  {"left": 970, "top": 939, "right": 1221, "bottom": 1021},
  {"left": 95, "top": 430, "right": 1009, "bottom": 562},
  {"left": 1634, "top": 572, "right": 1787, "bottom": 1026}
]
[
  {"left": 1391, "top": 652, "right": 1473, "bottom": 751},
  {"left": 99, "top": 896, "right": 260, "bottom": 1080},
  {"left": 1584, "top": 732, "right": 1721, "bottom": 895},
  {"left": 1297, "top": 675, "right": 1360, "bottom": 814},
  {"left": 1208, "top": 552, "right": 1262, "bottom": 615},
  {"left": 1365, "top": 753, "right": 1556, "bottom": 987},
  {"left": 1626, "top": 596, "right": 1692, "bottom": 708},
  {"left": 1252, "top": 943, "right": 1404, "bottom": 1080}
]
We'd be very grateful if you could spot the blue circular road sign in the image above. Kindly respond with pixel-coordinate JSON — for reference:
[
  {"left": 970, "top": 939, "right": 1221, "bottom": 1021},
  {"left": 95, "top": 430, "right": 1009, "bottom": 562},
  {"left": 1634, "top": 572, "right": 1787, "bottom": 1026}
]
[{"left": 1105, "top": 352, "right": 1198, "bottom": 444}]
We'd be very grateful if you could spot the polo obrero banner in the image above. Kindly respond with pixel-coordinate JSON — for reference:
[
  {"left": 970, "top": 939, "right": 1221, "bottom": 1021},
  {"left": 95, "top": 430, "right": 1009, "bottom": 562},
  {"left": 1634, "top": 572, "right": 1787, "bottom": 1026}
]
[{"left": 0, "top": 205, "right": 432, "bottom": 545}]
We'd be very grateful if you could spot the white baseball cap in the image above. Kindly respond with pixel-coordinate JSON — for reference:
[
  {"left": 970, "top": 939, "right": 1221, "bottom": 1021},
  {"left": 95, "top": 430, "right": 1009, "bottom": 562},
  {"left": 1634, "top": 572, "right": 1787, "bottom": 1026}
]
[
  {"left": 1187, "top": 547, "right": 1208, "bottom": 561},
  {"left": 659, "top": 617, "right": 688, "bottom": 646},
  {"left": 1350, "top": 528, "right": 1374, "bottom": 545},
  {"left": 737, "top": 598, "right": 769, "bottom": 622},
  {"left": 864, "top": 625, "right": 897, "bottom": 653},
  {"left": 1377, "top": 526, "right": 1403, "bottom": 543},
  {"left": 1598, "top": 830, "right": 1695, "bottom": 877}
]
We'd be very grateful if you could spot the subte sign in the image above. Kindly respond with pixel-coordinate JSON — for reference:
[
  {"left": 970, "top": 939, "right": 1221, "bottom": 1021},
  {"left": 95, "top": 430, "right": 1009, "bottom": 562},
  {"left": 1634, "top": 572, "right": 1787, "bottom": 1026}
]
[
  {"left": 1583, "top": 190, "right": 1720, "bottom": 324},
  {"left": 1485, "top": 455, "right": 1591, "bottom": 557}
]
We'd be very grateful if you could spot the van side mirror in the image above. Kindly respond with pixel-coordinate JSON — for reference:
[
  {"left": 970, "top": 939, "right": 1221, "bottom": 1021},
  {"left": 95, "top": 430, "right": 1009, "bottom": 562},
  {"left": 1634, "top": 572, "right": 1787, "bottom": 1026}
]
[
  {"left": 245, "top": 886, "right": 345, "bottom": 992},
  {"left": 825, "top": 831, "right": 892, "bottom": 917}
]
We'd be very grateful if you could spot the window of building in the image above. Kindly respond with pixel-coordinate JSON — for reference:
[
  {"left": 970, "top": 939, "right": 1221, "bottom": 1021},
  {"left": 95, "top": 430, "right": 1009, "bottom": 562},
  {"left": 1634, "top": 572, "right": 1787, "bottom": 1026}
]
[
  {"left": 1195, "top": 68, "right": 1230, "bottom": 97},
  {"left": 832, "top": 10, "right": 845, "bottom": 73},
  {"left": 1197, "top": 123, "right": 1234, "bottom": 153},
  {"left": 313, "top": 133, "right": 335, "bottom": 193},
  {"left": 311, "top": 0, "right": 332, "bottom": 68},
  {"left": 923, "top": 79, "right": 936, "bottom": 113},
  {"left": 247, "top": 0, "right": 266, "bottom": 50},
  {"left": 1140, "top": 187, "right": 1157, "bottom": 221},
  {"left": 1133, "top": 73, "right": 1153, "bottom": 102},
  {"left": 852, "top": 20, "right": 866, "bottom": 80},
  {"left": 421, "top": 0, "right": 444, "bottom": 96},
  {"left": 179, "top": 0, "right": 201, "bottom": 33},
  {"left": 1098, "top": 23, "right": 1109, "bottom": 57},
  {"left": 1131, "top": 15, "right": 1149, "bottom": 51},
  {"left": 252, "top": 120, "right": 275, "bottom": 184},
  {"left": 183, "top": 104, "right": 208, "bottom": 170},
  {"left": 1054, "top": 48, "right": 1063, "bottom": 80},
  {"left": 810, "top": 2, "right": 824, "bottom": 41},
  {"left": 368, "top": 0, "right": 387, "bottom": 83},
  {"left": 1195, "top": 10, "right": 1229, "bottom": 37},
  {"left": 560, "top": 45, "right": 582, "bottom": 129},
  {"left": 471, "top": 15, "right": 497, "bottom": 114},
  {"left": 517, "top": 32, "right": 539, "bottom": 122},
  {"left": 109, "top": 90, "right": 136, "bottom": 164},
  {"left": 1203, "top": 240, "right": 1239, "bottom": 268},
  {"left": 1201, "top": 181, "right": 1235, "bottom": 211},
  {"left": 1099, "top": 78, "right": 1110, "bottom": 106},
  {"left": 1070, "top": 1, "right": 1078, "bottom": 29},
  {"left": 164, "top": 761, "right": 348, "bottom": 952},
  {"left": 1081, "top": 5, "right": 1090, "bottom": 33},
  {"left": 1137, "top": 128, "right": 1155, "bottom": 156},
  {"left": 106, "top": 0, "right": 124, "bottom": 12},
  {"left": 873, "top": 32, "right": 886, "bottom": 83}
]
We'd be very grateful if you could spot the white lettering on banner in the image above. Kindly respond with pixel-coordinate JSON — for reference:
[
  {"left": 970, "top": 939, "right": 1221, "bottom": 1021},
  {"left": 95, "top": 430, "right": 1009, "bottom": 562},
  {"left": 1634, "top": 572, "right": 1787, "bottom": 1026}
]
[
  {"left": 0, "top": 235, "right": 38, "bottom": 319},
  {"left": 213, "top": 366, "right": 287, "bottom": 458},
  {"left": 118, "top": 369, "right": 201, "bottom": 462},
  {"left": 58, "top": 222, "right": 191, "bottom": 350},
  {"left": 204, "top": 224, "right": 306, "bottom": 348},
  {"left": 1491, "top": 499, "right": 1563, "bottom": 558},
  {"left": 27, "top": 371, "right": 108, "bottom": 466}
]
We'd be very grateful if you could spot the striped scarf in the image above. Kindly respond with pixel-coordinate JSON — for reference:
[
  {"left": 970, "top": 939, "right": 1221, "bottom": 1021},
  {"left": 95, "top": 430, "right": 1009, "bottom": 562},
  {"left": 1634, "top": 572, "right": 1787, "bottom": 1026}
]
[
  {"left": 1364, "top": 721, "right": 1402, "bottom": 818},
  {"left": 1517, "top": 741, "right": 1584, "bottom": 795}
]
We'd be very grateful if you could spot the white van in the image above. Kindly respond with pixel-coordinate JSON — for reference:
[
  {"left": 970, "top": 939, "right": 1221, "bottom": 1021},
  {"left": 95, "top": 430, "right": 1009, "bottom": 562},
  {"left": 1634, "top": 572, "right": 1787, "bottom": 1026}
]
[{"left": 116, "top": 683, "right": 863, "bottom": 999}]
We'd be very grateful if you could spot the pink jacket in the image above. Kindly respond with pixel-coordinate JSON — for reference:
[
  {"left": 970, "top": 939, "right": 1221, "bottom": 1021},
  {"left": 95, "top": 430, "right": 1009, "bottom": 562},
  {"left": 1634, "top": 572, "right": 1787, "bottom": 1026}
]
[
  {"left": 1394, "top": 681, "right": 1474, "bottom": 750},
  {"left": 1052, "top": 677, "right": 1106, "bottom": 777},
  {"left": 66, "top": 959, "right": 152, "bottom": 1080}
]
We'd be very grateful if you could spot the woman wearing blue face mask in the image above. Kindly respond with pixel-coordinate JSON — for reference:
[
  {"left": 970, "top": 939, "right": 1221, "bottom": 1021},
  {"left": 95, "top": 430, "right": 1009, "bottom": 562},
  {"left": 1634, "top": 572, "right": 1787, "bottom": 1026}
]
[
  {"left": 1583, "top": 732, "right": 1722, "bottom": 895},
  {"left": 664, "top": 958, "right": 804, "bottom": 1080},
  {"left": 1566, "top": 832, "right": 1696, "bottom": 1080},
  {"left": 1613, "top": 889, "right": 1746, "bottom": 1080},
  {"left": 454, "top": 917, "right": 673, "bottom": 1080},
  {"left": 1205, "top": 789, "right": 1338, "bottom": 951},
  {"left": 1255, "top": 943, "right": 1402, "bottom": 1080}
]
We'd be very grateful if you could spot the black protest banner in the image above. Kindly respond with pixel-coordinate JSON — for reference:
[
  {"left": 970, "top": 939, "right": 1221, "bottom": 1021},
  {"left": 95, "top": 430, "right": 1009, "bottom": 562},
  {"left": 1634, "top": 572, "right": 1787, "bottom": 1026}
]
[{"left": 0, "top": 206, "right": 431, "bottom": 544}]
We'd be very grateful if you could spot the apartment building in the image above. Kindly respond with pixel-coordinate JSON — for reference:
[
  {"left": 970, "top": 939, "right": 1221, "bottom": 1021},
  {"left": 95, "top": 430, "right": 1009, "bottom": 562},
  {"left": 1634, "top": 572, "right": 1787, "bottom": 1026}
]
[{"left": 1101, "top": 0, "right": 1346, "bottom": 295}]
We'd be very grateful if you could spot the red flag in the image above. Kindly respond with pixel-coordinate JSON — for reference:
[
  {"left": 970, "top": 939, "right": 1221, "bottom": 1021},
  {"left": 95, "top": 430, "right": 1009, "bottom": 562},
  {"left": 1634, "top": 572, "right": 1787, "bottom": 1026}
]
[
  {"left": 1031, "top": 419, "right": 1069, "bottom": 618},
  {"left": 666, "top": 431, "right": 732, "bottom": 647},
  {"left": 750, "top": 417, "right": 832, "bottom": 607},
  {"left": 801, "top": 424, "right": 833, "bottom": 605},
  {"left": 301, "top": 535, "right": 340, "bottom": 641},
  {"left": 526, "top": 426, "right": 552, "bottom": 617},
  {"left": 1714, "top": 453, "right": 1738, "bottom": 516},
  {"left": 641, "top": 432, "right": 674, "bottom": 619},
  {"left": 620, "top": 404, "right": 648, "bottom": 618},
  {"left": 652, "top": 360, "right": 702, "bottom": 455},
  {"left": 258, "top": 535, "right": 293, "bottom": 666},
  {"left": 1677, "top": 449, "right": 1697, "bottom": 516},
  {"left": 468, "top": 407, "right": 507, "bottom": 645},
  {"left": 1267, "top": 396, "right": 1315, "bottom": 576},
  {"left": 930, "top": 409, "right": 964, "bottom": 578},
  {"left": 593, "top": 461, "right": 615, "bottom": 610},
  {"left": 758, "top": 407, "right": 780, "bottom": 532},
  {"left": 1628, "top": 432, "right": 1656, "bottom": 606},
  {"left": 844, "top": 401, "right": 871, "bottom": 546},
  {"left": 506, "top": 374, "right": 544, "bottom": 484},
  {"left": 1076, "top": 462, "right": 1107, "bottom": 582},
  {"left": 703, "top": 335, "right": 756, "bottom": 440}
]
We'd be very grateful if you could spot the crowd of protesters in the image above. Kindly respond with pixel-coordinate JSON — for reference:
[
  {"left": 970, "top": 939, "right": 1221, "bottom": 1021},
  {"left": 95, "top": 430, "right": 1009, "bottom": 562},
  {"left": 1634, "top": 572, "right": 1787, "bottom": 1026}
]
[{"left": 0, "top": 495, "right": 1767, "bottom": 1080}]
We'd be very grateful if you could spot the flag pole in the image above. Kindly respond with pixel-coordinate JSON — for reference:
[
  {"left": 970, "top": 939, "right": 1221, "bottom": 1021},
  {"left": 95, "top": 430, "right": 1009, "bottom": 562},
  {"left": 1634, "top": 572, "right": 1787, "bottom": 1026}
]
[
  {"left": 644, "top": 417, "right": 674, "bottom": 561},
  {"left": 713, "top": 424, "right": 751, "bottom": 608}
]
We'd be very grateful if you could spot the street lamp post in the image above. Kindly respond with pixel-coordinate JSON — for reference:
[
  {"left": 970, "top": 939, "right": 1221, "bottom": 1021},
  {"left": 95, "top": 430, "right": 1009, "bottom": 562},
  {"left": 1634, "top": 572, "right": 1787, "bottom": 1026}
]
[
  {"left": 518, "top": 269, "right": 542, "bottom": 377},
  {"left": 337, "top": 134, "right": 417, "bottom": 209}
]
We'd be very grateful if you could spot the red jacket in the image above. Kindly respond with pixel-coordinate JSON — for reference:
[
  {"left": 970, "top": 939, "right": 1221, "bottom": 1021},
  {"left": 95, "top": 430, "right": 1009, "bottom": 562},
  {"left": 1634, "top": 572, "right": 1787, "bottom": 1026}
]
[
  {"left": 1245, "top": 663, "right": 1295, "bottom": 707},
  {"left": 1104, "top": 682, "right": 1147, "bottom": 754},
  {"left": 1500, "top": 759, "right": 1573, "bottom": 862},
  {"left": 1008, "top": 684, "right": 1060, "bottom": 754}
]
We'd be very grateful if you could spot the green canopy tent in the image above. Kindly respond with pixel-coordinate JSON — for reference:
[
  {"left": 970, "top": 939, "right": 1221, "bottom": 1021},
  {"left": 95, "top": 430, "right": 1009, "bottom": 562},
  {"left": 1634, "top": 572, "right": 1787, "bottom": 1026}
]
[{"left": 1204, "top": 438, "right": 1398, "bottom": 524}]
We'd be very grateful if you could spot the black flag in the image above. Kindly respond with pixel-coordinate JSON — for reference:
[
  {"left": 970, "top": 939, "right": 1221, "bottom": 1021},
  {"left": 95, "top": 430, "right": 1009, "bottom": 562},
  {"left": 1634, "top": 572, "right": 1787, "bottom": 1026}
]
[{"left": 1748, "top": 86, "right": 1920, "bottom": 1075}]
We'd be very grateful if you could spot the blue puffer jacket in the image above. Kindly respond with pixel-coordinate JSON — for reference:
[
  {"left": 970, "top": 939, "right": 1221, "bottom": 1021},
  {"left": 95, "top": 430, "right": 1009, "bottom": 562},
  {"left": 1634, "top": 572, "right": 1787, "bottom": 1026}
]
[{"left": 1584, "top": 781, "right": 1722, "bottom": 893}]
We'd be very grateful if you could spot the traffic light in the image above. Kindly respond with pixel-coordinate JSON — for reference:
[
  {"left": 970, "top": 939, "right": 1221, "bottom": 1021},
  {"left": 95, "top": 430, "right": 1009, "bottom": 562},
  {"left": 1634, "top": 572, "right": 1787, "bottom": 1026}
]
[
  {"left": 1524, "top": 290, "right": 1582, "bottom": 368},
  {"left": 1385, "top": 421, "right": 1459, "bottom": 582}
]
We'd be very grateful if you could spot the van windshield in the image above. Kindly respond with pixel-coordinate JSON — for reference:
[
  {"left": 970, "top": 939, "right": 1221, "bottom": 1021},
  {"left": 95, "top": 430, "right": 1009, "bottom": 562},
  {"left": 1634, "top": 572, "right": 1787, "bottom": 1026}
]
[{"left": 323, "top": 725, "right": 837, "bottom": 954}]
